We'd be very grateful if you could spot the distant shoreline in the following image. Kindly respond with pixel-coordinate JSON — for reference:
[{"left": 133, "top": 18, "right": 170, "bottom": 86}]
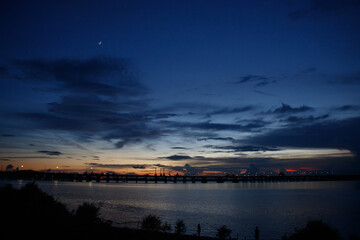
[{"left": 1, "top": 170, "right": 359, "bottom": 184}]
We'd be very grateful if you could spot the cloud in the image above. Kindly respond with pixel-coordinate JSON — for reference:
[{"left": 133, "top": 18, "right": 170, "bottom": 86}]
[
  {"left": 37, "top": 150, "right": 63, "bottom": 156},
  {"left": 19, "top": 112, "right": 93, "bottom": 132},
  {"left": 0, "top": 66, "right": 9, "bottom": 76},
  {"left": 12, "top": 56, "right": 147, "bottom": 97},
  {"left": 301, "top": 67, "right": 317, "bottom": 74},
  {"left": 1, "top": 134, "right": 15, "bottom": 137},
  {"left": 104, "top": 124, "right": 167, "bottom": 148},
  {"left": 48, "top": 95, "right": 145, "bottom": 117},
  {"left": 6, "top": 164, "right": 14, "bottom": 171},
  {"left": 157, "top": 102, "right": 217, "bottom": 116},
  {"left": 234, "top": 74, "right": 276, "bottom": 88},
  {"left": 204, "top": 145, "right": 280, "bottom": 153},
  {"left": 46, "top": 95, "right": 166, "bottom": 148},
  {"left": 265, "top": 103, "right": 313, "bottom": 115},
  {"left": 86, "top": 163, "right": 150, "bottom": 170},
  {"left": 164, "top": 157, "right": 293, "bottom": 175},
  {"left": 197, "top": 137, "right": 235, "bottom": 142},
  {"left": 151, "top": 113, "right": 178, "bottom": 119},
  {"left": 167, "top": 120, "right": 268, "bottom": 133},
  {"left": 47, "top": 95, "right": 149, "bottom": 128},
  {"left": 328, "top": 73, "right": 360, "bottom": 85},
  {"left": 254, "top": 80, "right": 277, "bottom": 87},
  {"left": 282, "top": 114, "right": 329, "bottom": 124},
  {"left": 9, "top": 56, "right": 171, "bottom": 149},
  {"left": 253, "top": 89, "right": 277, "bottom": 97},
  {"left": 205, "top": 105, "right": 254, "bottom": 117},
  {"left": 248, "top": 117, "right": 360, "bottom": 161},
  {"left": 334, "top": 105, "right": 360, "bottom": 111},
  {"left": 236, "top": 75, "right": 269, "bottom": 84},
  {"left": 288, "top": 0, "right": 360, "bottom": 20},
  {"left": 159, "top": 155, "right": 193, "bottom": 161},
  {"left": 158, "top": 102, "right": 254, "bottom": 119},
  {"left": 93, "top": 153, "right": 357, "bottom": 174},
  {"left": 114, "top": 140, "right": 127, "bottom": 149},
  {"left": 132, "top": 165, "right": 146, "bottom": 169}
]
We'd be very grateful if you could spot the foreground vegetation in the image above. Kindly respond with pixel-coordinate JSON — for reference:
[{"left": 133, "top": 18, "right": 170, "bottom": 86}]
[{"left": 1, "top": 183, "right": 359, "bottom": 240}]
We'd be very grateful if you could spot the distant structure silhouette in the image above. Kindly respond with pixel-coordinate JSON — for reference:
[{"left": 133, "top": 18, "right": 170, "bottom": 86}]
[{"left": 255, "top": 226, "right": 260, "bottom": 240}]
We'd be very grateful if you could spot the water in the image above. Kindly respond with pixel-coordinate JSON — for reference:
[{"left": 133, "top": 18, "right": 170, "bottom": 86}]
[{"left": 1, "top": 180, "right": 360, "bottom": 239}]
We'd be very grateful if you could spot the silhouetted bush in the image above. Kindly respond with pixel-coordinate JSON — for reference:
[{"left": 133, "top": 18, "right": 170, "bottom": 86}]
[
  {"left": 175, "top": 219, "right": 186, "bottom": 235},
  {"left": 282, "top": 220, "right": 343, "bottom": 240},
  {"left": 141, "top": 214, "right": 162, "bottom": 232},
  {"left": 0, "top": 183, "right": 74, "bottom": 239},
  {"left": 1, "top": 183, "right": 72, "bottom": 227},
  {"left": 349, "top": 235, "right": 360, "bottom": 240},
  {"left": 74, "top": 202, "right": 102, "bottom": 225},
  {"left": 216, "top": 225, "right": 232, "bottom": 239}
]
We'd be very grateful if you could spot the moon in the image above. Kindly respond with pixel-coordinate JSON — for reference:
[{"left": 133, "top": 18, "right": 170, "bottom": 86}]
[{"left": 98, "top": 41, "right": 102, "bottom": 45}]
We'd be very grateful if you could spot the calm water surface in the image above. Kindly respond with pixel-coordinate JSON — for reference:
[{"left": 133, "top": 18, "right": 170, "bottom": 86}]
[{"left": 2, "top": 180, "right": 360, "bottom": 240}]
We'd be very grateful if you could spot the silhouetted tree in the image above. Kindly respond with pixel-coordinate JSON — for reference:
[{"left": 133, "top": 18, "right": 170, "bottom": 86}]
[
  {"left": 161, "top": 222, "right": 172, "bottom": 233},
  {"left": 217, "top": 225, "right": 232, "bottom": 239},
  {"left": 282, "top": 220, "right": 343, "bottom": 240},
  {"left": 175, "top": 219, "right": 186, "bottom": 235},
  {"left": 141, "top": 214, "right": 162, "bottom": 232}
]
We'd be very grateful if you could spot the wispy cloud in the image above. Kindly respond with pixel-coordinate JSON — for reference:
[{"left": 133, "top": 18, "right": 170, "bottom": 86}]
[
  {"left": 197, "top": 137, "right": 235, "bottom": 142},
  {"left": 86, "top": 163, "right": 149, "bottom": 170},
  {"left": 158, "top": 155, "right": 193, "bottom": 161},
  {"left": 1, "top": 134, "right": 15, "bottom": 137},
  {"left": 328, "top": 73, "right": 360, "bottom": 85},
  {"left": 282, "top": 114, "right": 329, "bottom": 124},
  {"left": 334, "top": 105, "right": 360, "bottom": 111},
  {"left": 166, "top": 121, "right": 268, "bottom": 133},
  {"left": 265, "top": 103, "right": 313, "bottom": 115},
  {"left": 171, "top": 146, "right": 190, "bottom": 150},
  {"left": 234, "top": 74, "right": 276, "bottom": 88},
  {"left": 204, "top": 145, "right": 280, "bottom": 153},
  {"left": 288, "top": 0, "right": 360, "bottom": 21},
  {"left": 253, "top": 90, "right": 277, "bottom": 97},
  {"left": 37, "top": 150, "right": 63, "bottom": 156},
  {"left": 205, "top": 105, "right": 255, "bottom": 117}
]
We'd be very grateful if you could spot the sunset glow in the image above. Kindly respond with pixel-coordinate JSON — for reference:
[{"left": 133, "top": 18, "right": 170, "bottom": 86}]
[{"left": 0, "top": 0, "right": 359, "bottom": 175}]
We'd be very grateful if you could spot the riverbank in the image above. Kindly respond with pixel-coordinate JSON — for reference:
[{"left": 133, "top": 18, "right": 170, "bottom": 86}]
[
  {"left": 0, "top": 182, "right": 221, "bottom": 240},
  {"left": 1, "top": 182, "right": 359, "bottom": 240}
]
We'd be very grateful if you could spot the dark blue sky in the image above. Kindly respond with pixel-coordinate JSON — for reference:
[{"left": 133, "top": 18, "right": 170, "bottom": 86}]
[{"left": 1, "top": 0, "right": 360, "bottom": 174}]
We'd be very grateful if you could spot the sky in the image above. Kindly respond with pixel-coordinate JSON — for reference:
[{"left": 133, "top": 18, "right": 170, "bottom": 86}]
[{"left": 1, "top": 0, "right": 360, "bottom": 175}]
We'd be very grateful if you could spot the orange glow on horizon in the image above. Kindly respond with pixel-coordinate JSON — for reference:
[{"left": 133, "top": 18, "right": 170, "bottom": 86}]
[
  {"left": 199, "top": 171, "right": 224, "bottom": 176},
  {"left": 299, "top": 167, "right": 319, "bottom": 171}
]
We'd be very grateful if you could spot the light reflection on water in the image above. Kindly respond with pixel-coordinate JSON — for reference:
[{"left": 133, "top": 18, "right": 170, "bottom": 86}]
[{"left": 2, "top": 180, "right": 360, "bottom": 240}]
